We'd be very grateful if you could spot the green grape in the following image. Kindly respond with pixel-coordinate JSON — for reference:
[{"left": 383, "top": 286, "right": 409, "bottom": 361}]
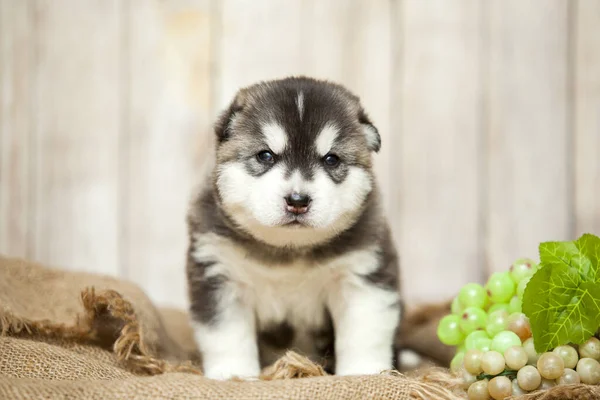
[
  {"left": 465, "top": 330, "right": 490, "bottom": 350},
  {"left": 557, "top": 368, "right": 580, "bottom": 385},
  {"left": 488, "top": 376, "right": 511, "bottom": 400},
  {"left": 476, "top": 338, "right": 493, "bottom": 353},
  {"left": 451, "top": 296, "right": 463, "bottom": 315},
  {"left": 491, "top": 331, "right": 521, "bottom": 354},
  {"left": 460, "top": 368, "right": 477, "bottom": 390},
  {"left": 486, "top": 272, "right": 516, "bottom": 303},
  {"left": 576, "top": 358, "right": 600, "bottom": 385},
  {"left": 508, "top": 296, "right": 522, "bottom": 314},
  {"left": 485, "top": 310, "right": 508, "bottom": 338},
  {"left": 487, "top": 303, "right": 510, "bottom": 314},
  {"left": 553, "top": 345, "right": 579, "bottom": 369},
  {"left": 517, "top": 365, "right": 541, "bottom": 391},
  {"left": 437, "top": 315, "right": 465, "bottom": 346},
  {"left": 464, "top": 349, "right": 483, "bottom": 375},
  {"left": 516, "top": 276, "right": 531, "bottom": 300},
  {"left": 483, "top": 297, "right": 491, "bottom": 311},
  {"left": 537, "top": 352, "right": 564, "bottom": 380},
  {"left": 504, "top": 345, "right": 528, "bottom": 370},
  {"left": 509, "top": 258, "right": 536, "bottom": 283},
  {"left": 459, "top": 283, "right": 488, "bottom": 309},
  {"left": 481, "top": 351, "right": 505, "bottom": 375},
  {"left": 523, "top": 338, "right": 540, "bottom": 365},
  {"left": 578, "top": 337, "right": 600, "bottom": 360},
  {"left": 450, "top": 351, "right": 466, "bottom": 373},
  {"left": 460, "top": 307, "right": 488, "bottom": 335},
  {"left": 467, "top": 380, "right": 490, "bottom": 400},
  {"left": 506, "top": 312, "right": 532, "bottom": 341}
]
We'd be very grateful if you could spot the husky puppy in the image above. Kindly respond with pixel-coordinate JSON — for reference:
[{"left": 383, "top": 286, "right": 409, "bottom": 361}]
[{"left": 187, "top": 77, "right": 402, "bottom": 380}]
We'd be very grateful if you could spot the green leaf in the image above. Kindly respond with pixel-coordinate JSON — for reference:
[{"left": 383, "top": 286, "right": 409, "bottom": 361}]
[
  {"left": 577, "top": 233, "right": 600, "bottom": 280},
  {"left": 524, "top": 237, "right": 600, "bottom": 353},
  {"left": 539, "top": 234, "right": 600, "bottom": 281}
]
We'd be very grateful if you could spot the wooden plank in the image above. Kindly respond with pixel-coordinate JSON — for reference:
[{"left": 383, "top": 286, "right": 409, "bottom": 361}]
[
  {"left": 0, "top": 0, "right": 34, "bottom": 258},
  {"left": 487, "top": 0, "right": 571, "bottom": 269},
  {"left": 396, "top": 0, "right": 483, "bottom": 303},
  {"left": 215, "top": 0, "right": 304, "bottom": 110},
  {"left": 124, "top": 0, "right": 213, "bottom": 308},
  {"left": 30, "top": 1, "right": 121, "bottom": 275},
  {"left": 574, "top": 0, "right": 600, "bottom": 236}
]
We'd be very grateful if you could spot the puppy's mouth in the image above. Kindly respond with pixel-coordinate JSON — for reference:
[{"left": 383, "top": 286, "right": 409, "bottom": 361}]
[{"left": 281, "top": 216, "right": 309, "bottom": 227}]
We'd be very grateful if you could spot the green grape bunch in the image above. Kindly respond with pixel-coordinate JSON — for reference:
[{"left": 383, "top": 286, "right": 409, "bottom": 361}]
[{"left": 438, "top": 233, "right": 600, "bottom": 399}]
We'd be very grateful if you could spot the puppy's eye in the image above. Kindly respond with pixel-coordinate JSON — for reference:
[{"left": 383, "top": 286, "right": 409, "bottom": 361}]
[
  {"left": 323, "top": 154, "right": 340, "bottom": 167},
  {"left": 257, "top": 150, "right": 275, "bottom": 164}
]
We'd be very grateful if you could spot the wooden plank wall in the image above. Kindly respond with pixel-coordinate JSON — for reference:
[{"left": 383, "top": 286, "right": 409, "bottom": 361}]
[{"left": 0, "top": 0, "right": 598, "bottom": 309}]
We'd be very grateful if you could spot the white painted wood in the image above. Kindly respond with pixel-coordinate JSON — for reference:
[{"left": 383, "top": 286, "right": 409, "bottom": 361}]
[
  {"left": 215, "top": 0, "right": 305, "bottom": 111},
  {"left": 574, "top": 0, "right": 600, "bottom": 236},
  {"left": 0, "top": 0, "right": 34, "bottom": 258},
  {"left": 30, "top": 0, "right": 121, "bottom": 275},
  {"left": 487, "top": 0, "right": 571, "bottom": 269},
  {"left": 124, "top": 0, "right": 213, "bottom": 308},
  {"left": 397, "top": 0, "right": 483, "bottom": 303}
]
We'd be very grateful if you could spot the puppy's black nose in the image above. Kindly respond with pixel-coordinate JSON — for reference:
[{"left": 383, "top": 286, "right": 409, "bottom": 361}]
[{"left": 285, "top": 193, "right": 311, "bottom": 214}]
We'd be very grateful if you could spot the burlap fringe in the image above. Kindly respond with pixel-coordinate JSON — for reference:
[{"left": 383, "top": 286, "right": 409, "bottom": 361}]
[
  {"left": 80, "top": 288, "right": 203, "bottom": 376},
  {"left": 260, "top": 351, "right": 328, "bottom": 380},
  {"left": 0, "top": 288, "right": 201, "bottom": 376},
  {"left": 0, "top": 307, "right": 90, "bottom": 341}
]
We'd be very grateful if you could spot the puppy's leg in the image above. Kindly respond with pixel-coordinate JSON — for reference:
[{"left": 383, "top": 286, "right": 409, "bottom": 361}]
[
  {"left": 329, "top": 278, "right": 400, "bottom": 376},
  {"left": 190, "top": 270, "right": 260, "bottom": 380}
]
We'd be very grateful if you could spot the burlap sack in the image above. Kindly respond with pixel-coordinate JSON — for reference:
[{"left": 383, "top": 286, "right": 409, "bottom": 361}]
[{"left": 0, "top": 255, "right": 596, "bottom": 399}]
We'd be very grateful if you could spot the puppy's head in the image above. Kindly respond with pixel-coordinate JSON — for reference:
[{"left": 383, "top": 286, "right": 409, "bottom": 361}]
[{"left": 214, "top": 77, "right": 380, "bottom": 247}]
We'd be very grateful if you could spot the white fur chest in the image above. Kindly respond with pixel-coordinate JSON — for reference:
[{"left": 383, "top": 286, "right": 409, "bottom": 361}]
[{"left": 192, "top": 233, "right": 379, "bottom": 330}]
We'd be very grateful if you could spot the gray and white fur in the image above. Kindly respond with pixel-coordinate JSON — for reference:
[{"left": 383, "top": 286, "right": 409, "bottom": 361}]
[{"left": 187, "top": 77, "right": 403, "bottom": 380}]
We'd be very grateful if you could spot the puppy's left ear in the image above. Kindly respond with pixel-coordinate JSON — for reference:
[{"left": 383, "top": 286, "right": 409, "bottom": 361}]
[
  {"left": 359, "top": 110, "right": 381, "bottom": 153},
  {"left": 214, "top": 88, "right": 248, "bottom": 143}
]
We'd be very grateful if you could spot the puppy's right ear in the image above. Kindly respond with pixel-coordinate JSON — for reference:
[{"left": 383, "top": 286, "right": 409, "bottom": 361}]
[{"left": 214, "top": 89, "right": 247, "bottom": 143}]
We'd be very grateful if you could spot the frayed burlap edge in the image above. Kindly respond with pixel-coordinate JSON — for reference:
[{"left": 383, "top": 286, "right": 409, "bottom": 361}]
[
  {"left": 260, "top": 351, "right": 328, "bottom": 380},
  {"left": 0, "top": 287, "right": 200, "bottom": 376}
]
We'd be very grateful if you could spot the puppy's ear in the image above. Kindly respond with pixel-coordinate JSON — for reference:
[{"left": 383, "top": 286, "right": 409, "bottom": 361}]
[
  {"left": 214, "top": 89, "right": 248, "bottom": 143},
  {"left": 359, "top": 110, "right": 381, "bottom": 153}
]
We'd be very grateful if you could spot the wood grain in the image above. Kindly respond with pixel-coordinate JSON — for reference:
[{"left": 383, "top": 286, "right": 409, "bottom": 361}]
[
  {"left": 30, "top": 0, "right": 121, "bottom": 274},
  {"left": 574, "top": 0, "right": 600, "bottom": 237},
  {"left": 396, "top": 0, "right": 483, "bottom": 303},
  {"left": 486, "top": 0, "right": 571, "bottom": 270},
  {"left": 0, "top": 0, "right": 34, "bottom": 258},
  {"left": 215, "top": 0, "right": 304, "bottom": 110},
  {"left": 123, "top": 0, "right": 213, "bottom": 308}
]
